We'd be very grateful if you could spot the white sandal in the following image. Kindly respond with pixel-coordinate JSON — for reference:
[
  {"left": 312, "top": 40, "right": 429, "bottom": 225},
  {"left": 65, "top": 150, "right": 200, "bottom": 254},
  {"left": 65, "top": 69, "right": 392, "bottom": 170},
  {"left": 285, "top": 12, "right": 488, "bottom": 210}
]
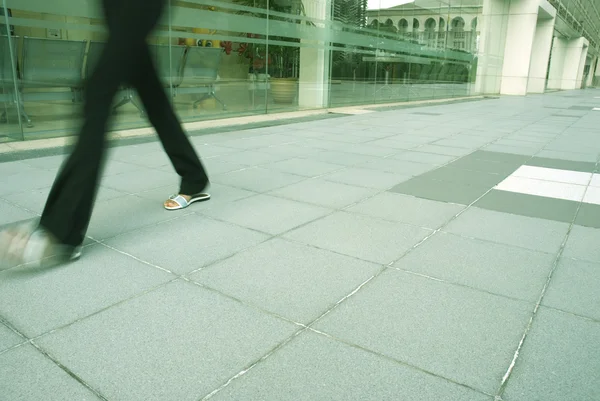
[{"left": 164, "top": 193, "right": 211, "bottom": 210}]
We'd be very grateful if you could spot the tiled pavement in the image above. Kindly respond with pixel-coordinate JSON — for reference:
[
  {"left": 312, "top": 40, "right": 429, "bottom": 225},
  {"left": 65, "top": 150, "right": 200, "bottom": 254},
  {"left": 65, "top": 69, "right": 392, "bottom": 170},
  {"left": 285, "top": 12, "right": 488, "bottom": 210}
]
[{"left": 1, "top": 90, "right": 600, "bottom": 400}]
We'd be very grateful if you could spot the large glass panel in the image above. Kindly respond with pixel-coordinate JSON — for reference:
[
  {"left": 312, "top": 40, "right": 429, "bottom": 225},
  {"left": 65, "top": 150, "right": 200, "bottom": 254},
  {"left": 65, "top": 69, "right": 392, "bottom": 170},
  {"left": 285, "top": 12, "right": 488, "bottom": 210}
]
[
  {"left": 2, "top": 0, "right": 512, "bottom": 142},
  {"left": 169, "top": 0, "right": 269, "bottom": 120},
  {"left": 4, "top": 0, "right": 99, "bottom": 141},
  {"left": 0, "top": 2, "right": 24, "bottom": 142},
  {"left": 328, "top": 0, "right": 483, "bottom": 107}
]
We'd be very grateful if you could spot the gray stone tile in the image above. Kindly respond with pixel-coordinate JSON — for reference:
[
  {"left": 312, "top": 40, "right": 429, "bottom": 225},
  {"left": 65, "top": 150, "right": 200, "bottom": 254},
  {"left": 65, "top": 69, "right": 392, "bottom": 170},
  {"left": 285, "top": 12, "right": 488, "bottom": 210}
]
[
  {"left": 367, "top": 138, "right": 421, "bottom": 150},
  {"left": 116, "top": 150, "right": 171, "bottom": 168},
  {"left": 311, "top": 133, "right": 373, "bottom": 145},
  {"left": 482, "top": 144, "right": 539, "bottom": 156},
  {"left": 347, "top": 192, "right": 464, "bottom": 229},
  {"left": 397, "top": 134, "right": 439, "bottom": 145},
  {"left": 102, "top": 160, "right": 145, "bottom": 177},
  {"left": 392, "top": 151, "right": 457, "bottom": 165},
  {"left": 306, "top": 150, "right": 377, "bottom": 166},
  {"left": 433, "top": 138, "right": 486, "bottom": 149},
  {"left": 475, "top": 190, "right": 579, "bottom": 225},
  {"left": 503, "top": 308, "right": 600, "bottom": 401},
  {"left": 336, "top": 143, "right": 397, "bottom": 157},
  {"left": 359, "top": 158, "right": 438, "bottom": 176},
  {"left": 86, "top": 195, "right": 188, "bottom": 241},
  {"left": 574, "top": 203, "right": 600, "bottom": 229},
  {"left": 536, "top": 149, "right": 597, "bottom": 163},
  {"left": 526, "top": 156, "right": 596, "bottom": 173},
  {"left": 0, "top": 244, "right": 173, "bottom": 337},
  {"left": 284, "top": 211, "right": 431, "bottom": 264},
  {"left": 390, "top": 176, "right": 490, "bottom": 205},
  {"left": 200, "top": 194, "right": 331, "bottom": 235},
  {"left": 259, "top": 142, "right": 325, "bottom": 158},
  {"left": 466, "top": 150, "right": 530, "bottom": 165},
  {"left": 212, "top": 167, "right": 306, "bottom": 192},
  {"left": 104, "top": 214, "right": 269, "bottom": 274},
  {"left": 270, "top": 179, "right": 376, "bottom": 209},
  {"left": 447, "top": 157, "right": 521, "bottom": 175},
  {"left": 323, "top": 167, "right": 410, "bottom": 190},
  {"left": 395, "top": 232, "right": 555, "bottom": 301},
  {"left": 0, "top": 322, "right": 24, "bottom": 352},
  {"left": 210, "top": 331, "right": 491, "bottom": 401},
  {"left": 102, "top": 169, "right": 176, "bottom": 193},
  {"left": 542, "top": 258, "right": 600, "bottom": 320},
  {"left": 202, "top": 158, "right": 247, "bottom": 175},
  {"left": 2, "top": 186, "right": 127, "bottom": 215},
  {"left": 417, "top": 144, "right": 475, "bottom": 156},
  {"left": 0, "top": 344, "right": 101, "bottom": 401},
  {"left": 36, "top": 280, "right": 299, "bottom": 401},
  {"left": 0, "top": 160, "right": 42, "bottom": 176},
  {"left": 563, "top": 225, "right": 600, "bottom": 262},
  {"left": 420, "top": 166, "right": 506, "bottom": 187},
  {"left": 212, "top": 150, "right": 291, "bottom": 167},
  {"left": 444, "top": 208, "right": 569, "bottom": 253},
  {"left": 191, "top": 238, "right": 380, "bottom": 323},
  {"left": 219, "top": 134, "right": 299, "bottom": 149},
  {"left": 314, "top": 269, "right": 532, "bottom": 394},
  {"left": 0, "top": 169, "right": 57, "bottom": 197},
  {"left": 189, "top": 142, "right": 241, "bottom": 158},
  {"left": 0, "top": 199, "right": 37, "bottom": 225},
  {"left": 21, "top": 155, "right": 65, "bottom": 170},
  {"left": 493, "top": 139, "right": 544, "bottom": 150},
  {"left": 267, "top": 158, "right": 344, "bottom": 177}
]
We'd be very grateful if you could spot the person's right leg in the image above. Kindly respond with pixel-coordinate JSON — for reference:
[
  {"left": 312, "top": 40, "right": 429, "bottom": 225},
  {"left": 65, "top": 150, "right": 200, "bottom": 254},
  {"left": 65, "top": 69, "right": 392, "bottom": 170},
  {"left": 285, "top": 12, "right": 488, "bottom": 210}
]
[{"left": 129, "top": 44, "right": 209, "bottom": 207}]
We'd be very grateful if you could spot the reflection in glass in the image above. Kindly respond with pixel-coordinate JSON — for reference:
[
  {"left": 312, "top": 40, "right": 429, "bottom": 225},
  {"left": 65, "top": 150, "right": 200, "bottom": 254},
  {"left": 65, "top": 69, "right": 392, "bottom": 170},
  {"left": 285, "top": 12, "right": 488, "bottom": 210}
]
[{"left": 0, "top": 0, "right": 495, "bottom": 142}]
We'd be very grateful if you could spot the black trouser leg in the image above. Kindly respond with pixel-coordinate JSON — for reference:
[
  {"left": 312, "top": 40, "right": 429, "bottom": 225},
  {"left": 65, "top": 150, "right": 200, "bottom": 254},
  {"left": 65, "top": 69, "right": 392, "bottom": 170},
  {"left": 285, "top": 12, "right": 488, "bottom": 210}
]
[
  {"left": 39, "top": 0, "right": 165, "bottom": 247},
  {"left": 128, "top": 45, "right": 209, "bottom": 195}
]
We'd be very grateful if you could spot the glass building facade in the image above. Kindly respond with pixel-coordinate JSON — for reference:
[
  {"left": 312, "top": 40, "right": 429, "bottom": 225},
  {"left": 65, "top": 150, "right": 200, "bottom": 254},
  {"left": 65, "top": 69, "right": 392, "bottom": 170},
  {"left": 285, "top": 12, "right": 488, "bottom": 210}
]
[{"left": 0, "top": 0, "right": 598, "bottom": 142}]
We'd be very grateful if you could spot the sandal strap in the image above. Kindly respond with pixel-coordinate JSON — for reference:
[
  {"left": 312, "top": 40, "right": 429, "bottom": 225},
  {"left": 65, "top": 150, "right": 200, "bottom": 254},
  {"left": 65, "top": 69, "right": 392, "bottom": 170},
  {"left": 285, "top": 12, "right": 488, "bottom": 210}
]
[{"left": 169, "top": 194, "right": 189, "bottom": 208}]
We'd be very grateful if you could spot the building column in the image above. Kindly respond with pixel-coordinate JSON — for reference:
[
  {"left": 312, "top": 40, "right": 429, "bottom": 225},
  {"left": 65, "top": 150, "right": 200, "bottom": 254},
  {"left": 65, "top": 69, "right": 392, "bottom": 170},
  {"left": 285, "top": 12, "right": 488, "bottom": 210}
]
[
  {"left": 298, "top": 0, "right": 331, "bottom": 109},
  {"left": 473, "top": 0, "right": 510, "bottom": 95},
  {"left": 593, "top": 57, "right": 600, "bottom": 87},
  {"left": 474, "top": 0, "right": 556, "bottom": 95},
  {"left": 547, "top": 37, "right": 589, "bottom": 90},
  {"left": 585, "top": 55, "right": 596, "bottom": 87},
  {"left": 526, "top": 17, "right": 555, "bottom": 93}
]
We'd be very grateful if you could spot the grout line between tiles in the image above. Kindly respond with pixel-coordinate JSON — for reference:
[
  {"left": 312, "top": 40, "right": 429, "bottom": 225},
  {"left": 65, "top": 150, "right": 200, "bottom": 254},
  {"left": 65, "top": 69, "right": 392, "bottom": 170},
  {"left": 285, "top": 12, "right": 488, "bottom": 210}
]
[{"left": 307, "top": 327, "right": 495, "bottom": 397}]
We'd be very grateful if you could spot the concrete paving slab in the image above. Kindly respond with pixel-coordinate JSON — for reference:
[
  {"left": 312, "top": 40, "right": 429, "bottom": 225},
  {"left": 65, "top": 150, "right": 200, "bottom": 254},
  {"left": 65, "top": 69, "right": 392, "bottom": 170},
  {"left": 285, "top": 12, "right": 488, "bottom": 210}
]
[
  {"left": 0, "top": 323, "right": 24, "bottom": 353},
  {"left": 267, "top": 158, "right": 345, "bottom": 177},
  {"left": 212, "top": 167, "right": 306, "bottom": 192},
  {"left": 284, "top": 211, "right": 431, "bottom": 264},
  {"left": 36, "top": 280, "right": 299, "bottom": 401},
  {"left": 0, "top": 244, "right": 173, "bottom": 337},
  {"left": 502, "top": 308, "right": 600, "bottom": 401},
  {"left": 347, "top": 192, "right": 464, "bottom": 229},
  {"left": 444, "top": 208, "right": 570, "bottom": 253},
  {"left": 200, "top": 194, "right": 332, "bottom": 235},
  {"left": 209, "top": 331, "right": 492, "bottom": 401},
  {"left": 0, "top": 344, "right": 102, "bottom": 401},
  {"left": 191, "top": 238, "right": 381, "bottom": 323},
  {"left": 323, "top": 166, "right": 410, "bottom": 189},
  {"left": 104, "top": 214, "right": 269, "bottom": 274},
  {"left": 86, "top": 195, "right": 190, "bottom": 241},
  {"left": 270, "top": 179, "right": 377, "bottom": 209},
  {"left": 314, "top": 269, "right": 533, "bottom": 394},
  {"left": 394, "top": 232, "right": 555, "bottom": 301},
  {"left": 0, "top": 199, "right": 37, "bottom": 225},
  {"left": 542, "top": 258, "right": 600, "bottom": 320}
]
